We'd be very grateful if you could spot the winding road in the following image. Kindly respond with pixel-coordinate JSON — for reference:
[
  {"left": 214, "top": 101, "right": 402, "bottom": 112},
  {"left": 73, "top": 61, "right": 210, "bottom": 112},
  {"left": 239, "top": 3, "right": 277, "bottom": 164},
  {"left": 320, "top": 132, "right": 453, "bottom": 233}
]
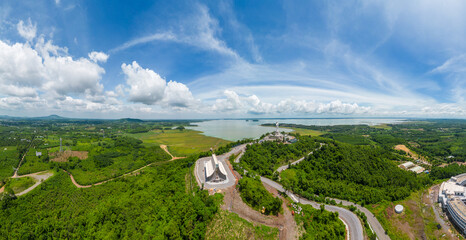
[
  {"left": 233, "top": 140, "right": 389, "bottom": 240},
  {"left": 261, "top": 177, "right": 363, "bottom": 240}
]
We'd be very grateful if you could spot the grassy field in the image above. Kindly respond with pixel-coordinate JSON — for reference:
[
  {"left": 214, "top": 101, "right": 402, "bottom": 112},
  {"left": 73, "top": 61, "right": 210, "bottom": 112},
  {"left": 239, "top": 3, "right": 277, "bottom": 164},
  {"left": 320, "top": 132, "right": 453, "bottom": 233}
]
[
  {"left": 5, "top": 177, "right": 36, "bottom": 194},
  {"left": 371, "top": 124, "right": 392, "bottom": 130},
  {"left": 0, "top": 146, "right": 19, "bottom": 183},
  {"left": 205, "top": 210, "right": 279, "bottom": 240},
  {"left": 128, "top": 129, "right": 230, "bottom": 156},
  {"left": 367, "top": 189, "right": 453, "bottom": 240},
  {"left": 285, "top": 127, "right": 324, "bottom": 136}
]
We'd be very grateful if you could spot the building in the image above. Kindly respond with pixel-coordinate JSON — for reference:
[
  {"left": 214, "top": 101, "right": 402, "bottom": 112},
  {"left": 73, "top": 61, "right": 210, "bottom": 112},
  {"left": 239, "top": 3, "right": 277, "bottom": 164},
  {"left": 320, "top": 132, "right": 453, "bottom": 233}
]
[
  {"left": 400, "top": 161, "right": 414, "bottom": 169},
  {"left": 438, "top": 173, "right": 466, "bottom": 235},
  {"left": 409, "top": 166, "right": 425, "bottom": 174},
  {"left": 204, "top": 153, "right": 227, "bottom": 183},
  {"left": 35, "top": 151, "right": 42, "bottom": 157}
]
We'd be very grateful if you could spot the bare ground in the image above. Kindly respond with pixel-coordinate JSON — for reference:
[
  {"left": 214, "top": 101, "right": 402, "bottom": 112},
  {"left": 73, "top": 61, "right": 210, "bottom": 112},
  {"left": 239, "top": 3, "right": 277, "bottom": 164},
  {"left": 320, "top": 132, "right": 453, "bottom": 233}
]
[
  {"left": 395, "top": 144, "right": 430, "bottom": 165},
  {"left": 221, "top": 181, "right": 297, "bottom": 240},
  {"left": 50, "top": 150, "right": 88, "bottom": 162}
]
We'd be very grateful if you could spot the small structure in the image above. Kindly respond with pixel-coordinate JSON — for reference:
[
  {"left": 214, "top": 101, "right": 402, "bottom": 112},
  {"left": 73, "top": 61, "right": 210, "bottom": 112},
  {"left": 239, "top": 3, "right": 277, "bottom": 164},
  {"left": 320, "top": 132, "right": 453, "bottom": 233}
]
[
  {"left": 409, "top": 166, "right": 425, "bottom": 174},
  {"left": 35, "top": 151, "right": 42, "bottom": 157},
  {"left": 395, "top": 205, "right": 404, "bottom": 214},
  {"left": 400, "top": 161, "right": 414, "bottom": 170}
]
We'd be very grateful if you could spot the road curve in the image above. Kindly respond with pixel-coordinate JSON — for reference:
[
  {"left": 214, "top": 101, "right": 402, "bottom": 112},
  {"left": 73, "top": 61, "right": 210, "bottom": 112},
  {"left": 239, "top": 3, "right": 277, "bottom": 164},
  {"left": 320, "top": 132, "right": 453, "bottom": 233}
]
[
  {"left": 261, "top": 177, "right": 364, "bottom": 240},
  {"left": 328, "top": 198, "right": 390, "bottom": 240}
]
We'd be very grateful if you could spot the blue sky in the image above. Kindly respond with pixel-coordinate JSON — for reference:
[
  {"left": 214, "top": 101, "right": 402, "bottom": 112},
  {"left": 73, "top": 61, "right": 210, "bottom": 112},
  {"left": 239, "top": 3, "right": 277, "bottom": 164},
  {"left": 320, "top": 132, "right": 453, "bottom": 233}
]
[{"left": 0, "top": 0, "right": 465, "bottom": 118}]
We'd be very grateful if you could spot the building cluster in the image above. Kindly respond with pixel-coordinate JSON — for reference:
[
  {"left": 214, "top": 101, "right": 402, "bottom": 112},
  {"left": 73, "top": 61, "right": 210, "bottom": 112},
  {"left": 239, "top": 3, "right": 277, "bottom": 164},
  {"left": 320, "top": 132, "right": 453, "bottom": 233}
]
[
  {"left": 438, "top": 173, "right": 466, "bottom": 236},
  {"left": 399, "top": 161, "right": 425, "bottom": 174},
  {"left": 262, "top": 122, "right": 297, "bottom": 143}
]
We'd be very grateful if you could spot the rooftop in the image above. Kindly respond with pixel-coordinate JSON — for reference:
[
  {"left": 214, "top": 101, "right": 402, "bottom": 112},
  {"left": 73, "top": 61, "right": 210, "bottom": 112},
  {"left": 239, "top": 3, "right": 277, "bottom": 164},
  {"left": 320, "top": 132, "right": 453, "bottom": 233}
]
[{"left": 450, "top": 198, "right": 466, "bottom": 221}]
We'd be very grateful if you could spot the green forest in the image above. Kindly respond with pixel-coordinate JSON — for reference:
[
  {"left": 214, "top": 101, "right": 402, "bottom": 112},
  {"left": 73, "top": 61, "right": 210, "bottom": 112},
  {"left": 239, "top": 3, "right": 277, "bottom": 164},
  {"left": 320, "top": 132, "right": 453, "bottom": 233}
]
[
  {"left": 294, "top": 204, "right": 346, "bottom": 240},
  {"left": 0, "top": 157, "right": 222, "bottom": 239},
  {"left": 239, "top": 136, "right": 321, "bottom": 177},
  {"left": 238, "top": 176, "right": 282, "bottom": 215},
  {"left": 281, "top": 141, "right": 432, "bottom": 204}
]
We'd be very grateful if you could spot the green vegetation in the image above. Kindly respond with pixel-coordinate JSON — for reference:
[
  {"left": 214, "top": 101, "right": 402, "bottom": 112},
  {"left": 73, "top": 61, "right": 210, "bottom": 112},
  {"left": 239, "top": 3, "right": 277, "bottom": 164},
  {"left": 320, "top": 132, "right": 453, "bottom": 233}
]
[
  {"left": 281, "top": 141, "right": 431, "bottom": 204},
  {"left": 56, "top": 136, "right": 171, "bottom": 185},
  {"left": 276, "top": 120, "right": 466, "bottom": 163},
  {"left": 239, "top": 136, "right": 321, "bottom": 177},
  {"left": 0, "top": 157, "right": 222, "bottom": 239},
  {"left": 367, "top": 189, "right": 450, "bottom": 240},
  {"left": 287, "top": 127, "right": 324, "bottom": 136},
  {"left": 128, "top": 129, "right": 230, "bottom": 156},
  {"left": 4, "top": 177, "right": 35, "bottom": 194},
  {"left": 0, "top": 146, "right": 19, "bottom": 184},
  {"left": 294, "top": 204, "right": 345, "bottom": 240},
  {"left": 206, "top": 210, "right": 279, "bottom": 240},
  {"left": 18, "top": 147, "right": 50, "bottom": 175},
  {"left": 238, "top": 177, "right": 282, "bottom": 215},
  {"left": 430, "top": 163, "right": 466, "bottom": 180}
]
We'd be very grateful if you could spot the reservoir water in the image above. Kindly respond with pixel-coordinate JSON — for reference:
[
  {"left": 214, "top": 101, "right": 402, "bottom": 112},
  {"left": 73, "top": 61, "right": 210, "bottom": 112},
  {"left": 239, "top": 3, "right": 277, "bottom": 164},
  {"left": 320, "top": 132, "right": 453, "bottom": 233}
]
[{"left": 187, "top": 118, "right": 406, "bottom": 141}]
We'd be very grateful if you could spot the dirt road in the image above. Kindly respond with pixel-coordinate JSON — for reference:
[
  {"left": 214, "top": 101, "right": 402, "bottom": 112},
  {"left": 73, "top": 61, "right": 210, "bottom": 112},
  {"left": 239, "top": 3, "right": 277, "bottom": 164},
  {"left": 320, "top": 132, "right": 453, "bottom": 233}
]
[{"left": 160, "top": 144, "right": 185, "bottom": 161}]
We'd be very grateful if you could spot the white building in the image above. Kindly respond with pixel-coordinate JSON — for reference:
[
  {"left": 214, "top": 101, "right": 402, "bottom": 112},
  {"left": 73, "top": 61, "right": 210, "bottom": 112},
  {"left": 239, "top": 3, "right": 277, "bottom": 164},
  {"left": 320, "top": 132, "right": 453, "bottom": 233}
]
[
  {"left": 205, "top": 153, "right": 227, "bottom": 183},
  {"left": 438, "top": 173, "right": 466, "bottom": 235}
]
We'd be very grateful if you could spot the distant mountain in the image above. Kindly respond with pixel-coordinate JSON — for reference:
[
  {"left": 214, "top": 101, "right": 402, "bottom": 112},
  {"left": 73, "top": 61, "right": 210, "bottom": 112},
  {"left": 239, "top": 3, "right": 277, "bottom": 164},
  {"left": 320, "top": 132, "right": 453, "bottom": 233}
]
[
  {"left": 36, "top": 115, "right": 68, "bottom": 120},
  {"left": 118, "top": 118, "right": 144, "bottom": 122},
  {"left": 0, "top": 114, "right": 68, "bottom": 120}
]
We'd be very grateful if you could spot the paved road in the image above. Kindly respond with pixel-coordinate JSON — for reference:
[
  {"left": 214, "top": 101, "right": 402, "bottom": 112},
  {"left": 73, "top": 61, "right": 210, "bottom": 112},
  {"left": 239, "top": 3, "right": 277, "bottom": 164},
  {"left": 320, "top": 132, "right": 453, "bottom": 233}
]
[
  {"left": 276, "top": 143, "right": 324, "bottom": 172},
  {"left": 273, "top": 143, "right": 390, "bottom": 240},
  {"left": 261, "top": 177, "right": 364, "bottom": 240},
  {"left": 328, "top": 198, "right": 390, "bottom": 240}
]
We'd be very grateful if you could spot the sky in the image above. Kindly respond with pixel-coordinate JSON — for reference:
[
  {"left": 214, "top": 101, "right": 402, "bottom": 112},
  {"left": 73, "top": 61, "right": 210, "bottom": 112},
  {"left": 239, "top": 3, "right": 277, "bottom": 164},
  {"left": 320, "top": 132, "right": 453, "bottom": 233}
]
[{"left": 0, "top": 0, "right": 465, "bottom": 119}]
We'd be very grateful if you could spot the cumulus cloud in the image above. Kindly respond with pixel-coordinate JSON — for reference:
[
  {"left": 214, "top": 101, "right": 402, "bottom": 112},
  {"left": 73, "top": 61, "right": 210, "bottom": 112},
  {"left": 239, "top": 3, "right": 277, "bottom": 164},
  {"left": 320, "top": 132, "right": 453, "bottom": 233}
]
[
  {"left": 213, "top": 90, "right": 370, "bottom": 115},
  {"left": 0, "top": 19, "right": 109, "bottom": 114},
  {"left": 88, "top": 51, "right": 109, "bottom": 63},
  {"left": 121, "top": 61, "right": 198, "bottom": 108},
  {"left": 17, "top": 18, "right": 36, "bottom": 42},
  {"left": 121, "top": 61, "right": 167, "bottom": 105}
]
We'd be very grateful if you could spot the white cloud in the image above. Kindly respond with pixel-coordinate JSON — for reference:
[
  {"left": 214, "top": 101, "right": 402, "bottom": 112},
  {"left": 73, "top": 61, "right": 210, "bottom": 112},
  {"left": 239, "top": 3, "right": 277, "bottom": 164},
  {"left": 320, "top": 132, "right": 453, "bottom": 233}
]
[
  {"left": 17, "top": 18, "right": 36, "bottom": 42},
  {"left": 111, "top": 4, "right": 239, "bottom": 59},
  {"left": 212, "top": 90, "right": 370, "bottom": 115},
  {"left": 163, "top": 80, "right": 198, "bottom": 108},
  {"left": 110, "top": 32, "right": 176, "bottom": 53},
  {"left": 121, "top": 61, "right": 199, "bottom": 109},
  {"left": 88, "top": 51, "right": 109, "bottom": 63},
  {"left": 121, "top": 61, "right": 167, "bottom": 105},
  {"left": 0, "top": 22, "right": 107, "bottom": 100},
  {"left": 0, "top": 41, "right": 44, "bottom": 88}
]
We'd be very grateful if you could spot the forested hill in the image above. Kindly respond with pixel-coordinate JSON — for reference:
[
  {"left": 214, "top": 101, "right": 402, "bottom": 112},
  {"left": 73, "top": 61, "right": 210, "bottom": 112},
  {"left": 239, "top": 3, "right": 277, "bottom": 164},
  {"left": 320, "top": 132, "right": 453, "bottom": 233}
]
[
  {"left": 0, "top": 157, "right": 221, "bottom": 239},
  {"left": 281, "top": 141, "right": 432, "bottom": 204},
  {"left": 239, "top": 136, "right": 322, "bottom": 177}
]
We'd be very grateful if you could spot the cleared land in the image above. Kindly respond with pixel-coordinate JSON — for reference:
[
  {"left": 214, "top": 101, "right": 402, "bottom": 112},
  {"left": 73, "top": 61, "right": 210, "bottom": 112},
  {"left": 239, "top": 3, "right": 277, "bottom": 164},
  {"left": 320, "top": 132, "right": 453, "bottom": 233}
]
[
  {"left": 285, "top": 127, "right": 323, "bottom": 136},
  {"left": 395, "top": 144, "right": 430, "bottom": 165},
  {"left": 206, "top": 210, "right": 279, "bottom": 240},
  {"left": 50, "top": 150, "right": 88, "bottom": 162},
  {"left": 128, "top": 129, "right": 230, "bottom": 156},
  {"left": 367, "top": 189, "right": 455, "bottom": 240}
]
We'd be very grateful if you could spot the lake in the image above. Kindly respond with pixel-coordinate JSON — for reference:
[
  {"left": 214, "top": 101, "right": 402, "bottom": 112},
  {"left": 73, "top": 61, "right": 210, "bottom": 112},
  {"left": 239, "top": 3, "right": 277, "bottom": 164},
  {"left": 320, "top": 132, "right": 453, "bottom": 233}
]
[{"left": 187, "top": 118, "right": 406, "bottom": 141}]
